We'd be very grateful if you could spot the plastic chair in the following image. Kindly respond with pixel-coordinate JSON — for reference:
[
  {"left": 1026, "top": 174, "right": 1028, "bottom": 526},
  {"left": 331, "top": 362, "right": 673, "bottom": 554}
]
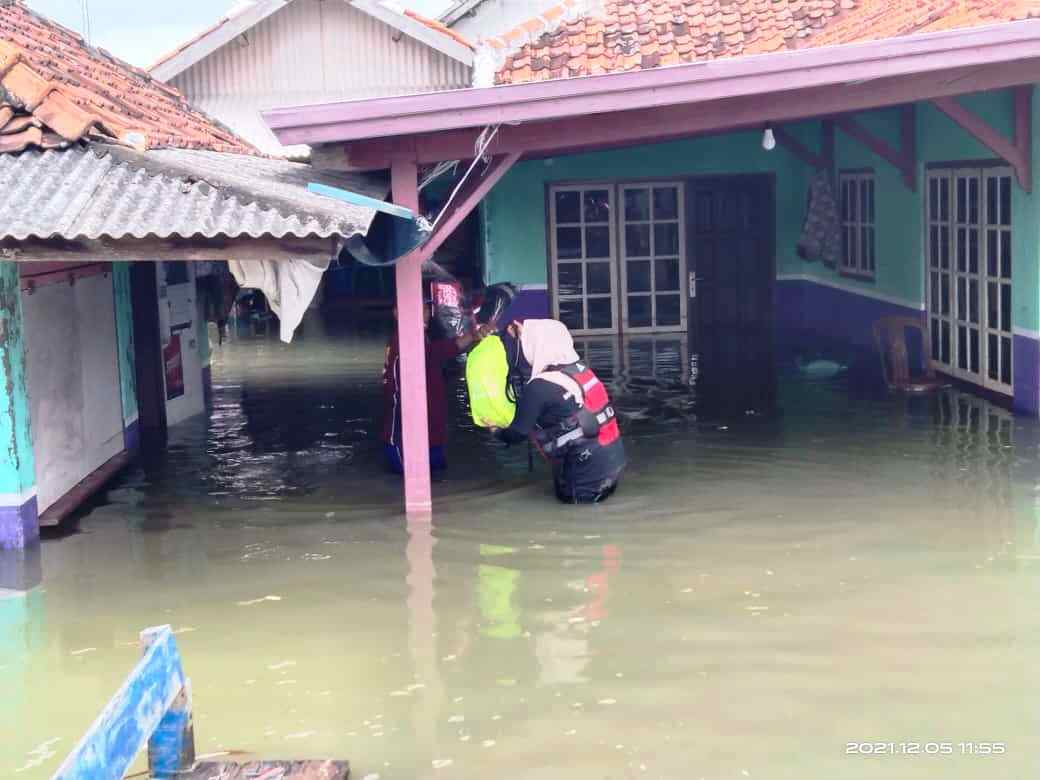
[{"left": 872, "top": 315, "right": 945, "bottom": 393}]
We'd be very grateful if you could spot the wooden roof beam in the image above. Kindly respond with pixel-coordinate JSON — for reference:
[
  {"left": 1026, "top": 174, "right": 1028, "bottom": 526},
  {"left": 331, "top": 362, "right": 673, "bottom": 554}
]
[
  {"left": 931, "top": 88, "right": 1032, "bottom": 192},
  {"left": 833, "top": 106, "right": 917, "bottom": 191}
]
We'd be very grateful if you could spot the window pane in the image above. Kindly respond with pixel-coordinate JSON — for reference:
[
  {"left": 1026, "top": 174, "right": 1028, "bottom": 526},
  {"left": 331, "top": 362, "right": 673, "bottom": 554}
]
[
  {"left": 929, "top": 226, "right": 939, "bottom": 268},
  {"left": 655, "top": 258, "right": 680, "bottom": 292},
  {"left": 987, "top": 282, "right": 998, "bottom": 331},
  {"left": 849, "top": 181, "right": 858, "bottom": 221},
  {"left": 940, "top": 178, "right": 950, "bottom": 221},
  {"left": 860, "top": 229, "right": 870, "bottom": 273},
  {"left": 940, "top": 228, "right": 950, "bottom": 269},
  {"left": 627, "top": 260, "right": 651, "bottom": 293},
  {"left": 558, "top": 263, "right": 583, "bottom": 296},
  {"left": 588, "top": 298, "right": 613, "bottom": 330},
  {"left": 626, "top": 224, "right": 651, "bottom": 257},
  {"left": 968, "top": 177, "right": 979, "bottom": 224},
  {"left": 867, "top": 179, "right": 875, "bottom": 223},
  {"left": 1000, "top": 231, "right": 1011, "bottom": 278},
  {"left": 930, "top": 272, "right": 939, "bottom": 311},
  {"left": 941, "top": 321, "right": 951, "bottom": 363},
  {"left": 559, "top": 299, "right": 584, "bottom": 331},
  {"left": 842, "top": 181, "right": 851, "bottom": 221},
  {"left": 968, "top": 229, "right": 979, "bottom": 274},
  {"left": 988, "top": 333, "right": 999, "bottom": 380},
  {"left": 941, "top": 275, "right": 950, "bottom": 315},
  {"left": 957, "top": 178, "right": 967, "bottom": 223},
  {"left": 583, "top": 190, "right": 611, "bottom": 223},
  {"left": 930, "top": 317, "right": 940, "bottom": 360},
  {"left": 956, "top": 228, "right": 966, "bottom": 272},
  {"left": 586, "top": 226, "right": 611, "bottom": 258},
  {"left": 969, "top": 279, "right": 979, "bottom": 324},
  {"left": 1000, "top": 177, "right": 1011, "bottom": 226},
  {"left": 868, "top": 228, "right": 875, "bottom": 271},
  {"left": 957, "top": 277, "right": 966, "bottom": 321},
  {"left": 987, "top": 177, "right": 998, "bottom": 224},
  {"left": 656, "top": 295, "right": 681, "bottom": 327},
  {"left": 987, "top": 230, "right": 998, "bottom": 277},
  {"left": 1001, "top": 336, "right": 1012, "bottom": 384},
  {"left": 860, "top": 179, "right": 871, "bottom": 223},
  {"left": 624, "top": 188, "right": 650, "bottom": 221},
  {"left": 557, "top": 226, "right": 582, "bottom": 259},
  {"left": 970, "top": 328, "right": 979, "bottom": 373},
  {"left": 844, "top": 228, "right": 851, "bottom": 268},
  {"left": 850, "top": 226, "right": 859, "bottom": 268},
  {"left": 654, "top": 222, "right": 679, "bottom": 256},
  {"left": 958, "top": 324, "right": 967, "bottom": 370},
  {"left": 1001, "top": 284, "right": 1011, "bottom": 333},
  {"left": 628, "top": 295, "right": 652, "bottom": 327},
  {"left": 555, "top": 191, "right": 580, "bottom": 224},
  {"left": 929, "top": 178, "right": 939, "bottom": 220},
  {"left": 653, "top": 187, "right": 678, "bottom": 220},
  {"left": 586, "top": 262, "right": 612, "bottom": 295}
]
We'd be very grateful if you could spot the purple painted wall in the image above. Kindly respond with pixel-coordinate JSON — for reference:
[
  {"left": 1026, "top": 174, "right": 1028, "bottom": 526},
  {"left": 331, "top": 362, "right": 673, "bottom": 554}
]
[
  {"left": 1013, "top": 334, "right": 1040, "bottom": 416},
  {"left": 775, "top": 278, "right": 924, "bottom": 352},
  {"left": 0, "top": 495, "right": 40, "bottom": 590},
  {"left": 499, "top": 286, "right": 550, "bottom": 324}
]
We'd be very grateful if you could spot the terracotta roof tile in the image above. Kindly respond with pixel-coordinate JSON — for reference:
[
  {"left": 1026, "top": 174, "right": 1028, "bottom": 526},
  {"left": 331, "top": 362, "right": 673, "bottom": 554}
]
[
  {"left": 490, "top": 0, "right": 1039, "bottom": 84},
  {"left": 0, "top": 1, "right": 253, "bottom": 153}
]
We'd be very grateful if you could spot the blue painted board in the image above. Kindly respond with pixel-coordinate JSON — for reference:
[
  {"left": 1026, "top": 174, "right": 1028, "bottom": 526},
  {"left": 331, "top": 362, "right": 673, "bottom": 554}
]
[
  {"left": 308, "top": 182, "right": 417, "bottom": 220},
  {"left": 52, "top": 625, "right": 186, "bottom": 780}
]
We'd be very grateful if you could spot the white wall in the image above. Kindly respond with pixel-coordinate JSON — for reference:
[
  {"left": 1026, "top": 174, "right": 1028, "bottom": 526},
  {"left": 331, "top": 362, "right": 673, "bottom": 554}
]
[
  {"left": 23, "top": 272, "right": 124, "bottom": 513},
  {"left": 158, "top": 262, "right": 206, "bottom": 427}
]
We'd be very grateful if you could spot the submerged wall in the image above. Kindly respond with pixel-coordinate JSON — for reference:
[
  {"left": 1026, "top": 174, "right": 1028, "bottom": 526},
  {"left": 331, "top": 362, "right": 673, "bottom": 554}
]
[{"left": 481, "top": 85, "right": 1040, "bottom": 413}]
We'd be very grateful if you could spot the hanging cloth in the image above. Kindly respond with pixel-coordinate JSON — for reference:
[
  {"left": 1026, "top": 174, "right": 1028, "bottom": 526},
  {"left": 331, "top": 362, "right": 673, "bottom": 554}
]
[
  {"left": 797, "top": 170, "right": 841, "bottom": 268},
  {"left": 228, "top": 257, "right": 330, "bottom": 343}
]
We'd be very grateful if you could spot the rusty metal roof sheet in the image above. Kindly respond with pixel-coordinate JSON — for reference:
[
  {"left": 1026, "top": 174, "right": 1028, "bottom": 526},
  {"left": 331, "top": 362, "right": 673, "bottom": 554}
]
[{"left": 0, "top": 144, "right": 388, "bottom": 241}]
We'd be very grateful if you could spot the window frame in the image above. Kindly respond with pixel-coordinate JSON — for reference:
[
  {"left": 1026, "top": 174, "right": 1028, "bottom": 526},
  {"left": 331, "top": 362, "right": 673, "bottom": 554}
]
[{"left": 838, "top": 170, "right": 877, "bottom": 281}]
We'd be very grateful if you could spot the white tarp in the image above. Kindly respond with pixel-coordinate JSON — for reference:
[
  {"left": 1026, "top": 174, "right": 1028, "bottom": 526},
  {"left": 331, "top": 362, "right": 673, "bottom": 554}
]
[{"left": 228, "top": 258, "right": 330, "bottom": 343}]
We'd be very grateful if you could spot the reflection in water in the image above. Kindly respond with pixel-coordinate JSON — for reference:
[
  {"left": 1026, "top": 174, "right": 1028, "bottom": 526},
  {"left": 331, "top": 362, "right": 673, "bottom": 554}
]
[{"left": 5, "top": 322, "right": 1040, "bottom": 778}]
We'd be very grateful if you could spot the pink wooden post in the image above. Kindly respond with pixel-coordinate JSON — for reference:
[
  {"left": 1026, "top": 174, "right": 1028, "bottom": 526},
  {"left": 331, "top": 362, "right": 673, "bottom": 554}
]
[{"left": 391, "top": 158, "right": 432, "bottom": 515}]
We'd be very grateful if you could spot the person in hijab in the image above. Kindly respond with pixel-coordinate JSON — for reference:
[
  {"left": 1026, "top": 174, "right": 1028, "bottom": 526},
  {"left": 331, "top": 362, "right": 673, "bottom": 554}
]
[{"left": 494, "top": 319, "right": 625, "bottom": 504}]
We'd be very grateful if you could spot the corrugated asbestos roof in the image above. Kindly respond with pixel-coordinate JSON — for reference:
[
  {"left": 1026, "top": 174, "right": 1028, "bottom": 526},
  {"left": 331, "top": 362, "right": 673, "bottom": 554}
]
[{"left": 0, "top": 144, "right": 388, "bottom": 241}]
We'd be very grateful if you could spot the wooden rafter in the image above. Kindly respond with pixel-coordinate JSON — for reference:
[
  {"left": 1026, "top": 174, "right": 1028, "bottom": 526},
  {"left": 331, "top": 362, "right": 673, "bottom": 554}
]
[
  {"left": 1, "top": 236, "right": 340, "bottom": 263},
  {"left": 773, "top": 121, "right": 835, "bottom": 172},
  {"left": 932, "top": 87, "right": 1033, "bottom": 192},
  {"left": 833, "top": 107, "right": 917, "bottom": 191}
]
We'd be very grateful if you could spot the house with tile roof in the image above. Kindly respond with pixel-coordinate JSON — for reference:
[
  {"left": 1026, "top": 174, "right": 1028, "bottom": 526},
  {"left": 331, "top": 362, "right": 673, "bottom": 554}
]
[
  {"left": 0, "top": 0, "right": 387, "bottom": 568},
  {"left": 149, "top": 0, "right": 477, "bottom": 158},
  {"left": 266, "top": 1, "right": 1040, "bottom": 512}
]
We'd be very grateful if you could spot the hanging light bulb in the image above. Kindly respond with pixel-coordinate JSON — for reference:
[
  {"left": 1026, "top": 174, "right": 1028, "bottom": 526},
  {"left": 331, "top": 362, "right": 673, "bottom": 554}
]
[{"left": 762, "top": 126, "right": 776, "bottom": 151}]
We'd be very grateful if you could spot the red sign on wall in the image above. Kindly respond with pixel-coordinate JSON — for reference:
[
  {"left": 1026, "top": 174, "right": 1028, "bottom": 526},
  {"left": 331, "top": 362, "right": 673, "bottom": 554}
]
[{"left": 163, "top": 334, "right": 185, "bottom": 401}]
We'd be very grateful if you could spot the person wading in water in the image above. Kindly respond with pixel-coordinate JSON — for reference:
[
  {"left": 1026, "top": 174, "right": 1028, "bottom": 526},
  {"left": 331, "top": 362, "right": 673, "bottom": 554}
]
[{"left": 493, "top": 319, "right": 626, "bottom": 504}]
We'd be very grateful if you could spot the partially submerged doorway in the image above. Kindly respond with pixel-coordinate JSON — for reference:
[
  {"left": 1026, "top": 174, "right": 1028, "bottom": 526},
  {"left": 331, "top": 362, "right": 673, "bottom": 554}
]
[{"left": 686, "top": 175, "right": 776, "bottom": 416}]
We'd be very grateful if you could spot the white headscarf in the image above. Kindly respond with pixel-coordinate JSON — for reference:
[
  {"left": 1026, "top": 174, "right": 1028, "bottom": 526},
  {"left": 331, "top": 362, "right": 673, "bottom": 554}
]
[{"left": 520, "top": 319, "right": 581, "bottom": 382}]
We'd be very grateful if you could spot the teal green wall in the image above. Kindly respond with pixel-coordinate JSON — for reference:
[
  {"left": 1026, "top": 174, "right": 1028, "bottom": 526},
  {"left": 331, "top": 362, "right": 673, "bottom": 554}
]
[
  {"left": 483, "top": 130, "right": 813, "bottom": 286},
  {"left": 482, "top": 86, "right": 1040, "bottom": 332},
  {"left": 0, "top": 262, "right": 35, "bottom": 496},
  {"left": 112, "top": 263, "right": 138, "bottom": 425}
]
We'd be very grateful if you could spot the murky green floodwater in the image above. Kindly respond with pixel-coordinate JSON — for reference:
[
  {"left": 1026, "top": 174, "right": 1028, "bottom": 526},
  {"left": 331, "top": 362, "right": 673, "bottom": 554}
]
[{"left": 3, "top": 323, "right": 1040, "bottom": 779}]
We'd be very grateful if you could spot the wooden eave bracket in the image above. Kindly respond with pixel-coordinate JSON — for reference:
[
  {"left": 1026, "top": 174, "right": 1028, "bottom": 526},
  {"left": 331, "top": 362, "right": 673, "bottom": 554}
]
[
  {"left": 773, "top": 121, "right": 835, "bottom": 171},
  {"left": 833, "top": 105, "right": 917, "bottom": 191},
  {"left": 931, "top": 87, "right": 1032, "bottom": 193}
]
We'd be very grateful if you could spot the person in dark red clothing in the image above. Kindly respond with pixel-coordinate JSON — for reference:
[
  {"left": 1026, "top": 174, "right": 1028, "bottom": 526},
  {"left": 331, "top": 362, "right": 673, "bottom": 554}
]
[{"left": 382, "top": 304, "right": 491, "bottom": 474}]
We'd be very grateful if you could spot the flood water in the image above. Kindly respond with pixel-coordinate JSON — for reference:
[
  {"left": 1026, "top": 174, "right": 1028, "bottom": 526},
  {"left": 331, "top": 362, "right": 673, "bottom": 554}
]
[{"left": 4, "top": 320, "right": 1040, "bottom": 779}]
